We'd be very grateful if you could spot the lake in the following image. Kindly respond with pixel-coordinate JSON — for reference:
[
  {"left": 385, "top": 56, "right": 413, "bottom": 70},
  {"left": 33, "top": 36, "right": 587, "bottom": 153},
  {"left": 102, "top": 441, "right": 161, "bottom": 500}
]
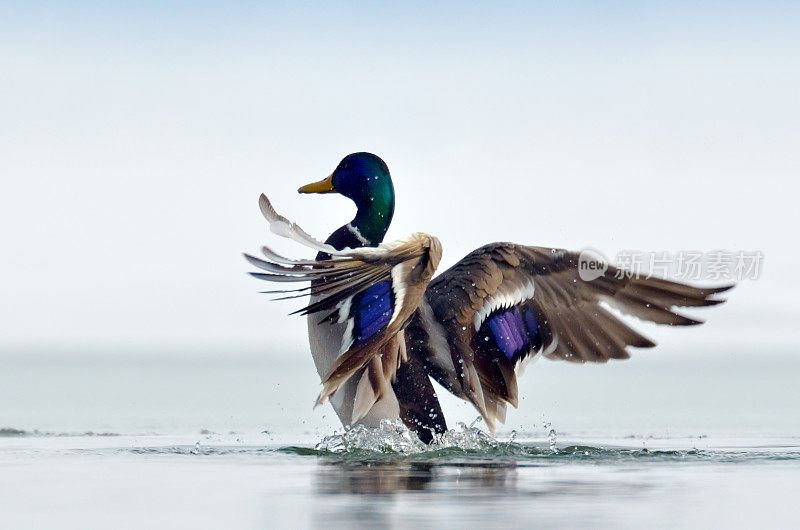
[{"left": 1, "top": 348, "right": 798, "bottom": 528}]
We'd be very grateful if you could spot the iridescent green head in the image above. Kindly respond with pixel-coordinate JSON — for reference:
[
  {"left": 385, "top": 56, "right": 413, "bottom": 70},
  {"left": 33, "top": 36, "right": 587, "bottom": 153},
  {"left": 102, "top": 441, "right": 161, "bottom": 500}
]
[{"left": 298, "top": 152, "right": 395, "bottom": 245}]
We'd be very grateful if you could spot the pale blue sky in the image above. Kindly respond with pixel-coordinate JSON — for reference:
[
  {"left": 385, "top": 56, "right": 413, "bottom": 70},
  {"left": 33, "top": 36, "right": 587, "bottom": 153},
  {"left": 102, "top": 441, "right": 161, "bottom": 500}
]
[{"left": 1, "top": 2, "right": 798, "bottom": 353}]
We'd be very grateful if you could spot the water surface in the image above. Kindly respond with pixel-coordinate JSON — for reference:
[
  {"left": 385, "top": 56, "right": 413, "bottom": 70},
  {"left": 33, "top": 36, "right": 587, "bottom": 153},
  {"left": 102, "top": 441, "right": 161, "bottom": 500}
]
[{"left": 1, "top": 351, "right": 799, "bottom": 528}]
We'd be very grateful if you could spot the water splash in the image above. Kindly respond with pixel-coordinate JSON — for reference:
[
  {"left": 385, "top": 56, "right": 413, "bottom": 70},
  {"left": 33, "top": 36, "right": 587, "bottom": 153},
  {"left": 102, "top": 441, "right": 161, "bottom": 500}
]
[
  {"left": 314, "top": 418, "right": 498, "bottom": 455},
  {"left": 315, "top": 420, "right": 424, "bottom": 454},
  {"left": 507, "top": 430, "right": 518, "bottom": 444},
  {"left": 433, "top": 421, "right": 497, "bottom": 451},
  {"left": 543, "top": 421, "right": 558, "bottom": 453}
]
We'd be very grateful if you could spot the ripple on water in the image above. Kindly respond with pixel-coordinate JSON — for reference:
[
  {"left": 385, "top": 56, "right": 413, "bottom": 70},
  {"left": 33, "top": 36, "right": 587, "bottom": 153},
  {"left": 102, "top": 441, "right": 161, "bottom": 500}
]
[
  {"left": 108, "top": 419, "right": 800, "bottom": 466},
  {"left": 270, "top": 420, "right": 800, "bottom": 465}
]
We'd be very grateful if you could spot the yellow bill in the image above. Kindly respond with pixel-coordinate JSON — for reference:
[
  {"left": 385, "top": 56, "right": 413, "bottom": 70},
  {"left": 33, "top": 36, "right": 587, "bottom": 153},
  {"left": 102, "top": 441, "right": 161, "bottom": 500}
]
[{"left": 298, "top": 173, "right": 336, "bottom": 194}]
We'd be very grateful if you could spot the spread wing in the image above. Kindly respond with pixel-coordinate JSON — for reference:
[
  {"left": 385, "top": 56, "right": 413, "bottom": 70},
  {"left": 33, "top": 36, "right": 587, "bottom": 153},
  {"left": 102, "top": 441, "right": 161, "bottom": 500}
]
[
  {"left": 405, "top": 243, "right": 733, "bottom": 433},
  {"left": 246, "top": 194, "right": 442, "bottom": 412}
]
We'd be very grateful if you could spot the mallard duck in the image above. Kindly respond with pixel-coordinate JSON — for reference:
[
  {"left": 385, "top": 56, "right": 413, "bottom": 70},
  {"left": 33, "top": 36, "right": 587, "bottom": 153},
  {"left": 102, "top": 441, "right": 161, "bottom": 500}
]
[{"left": 246, "top": 152, "right": 731, "bottom": 443}]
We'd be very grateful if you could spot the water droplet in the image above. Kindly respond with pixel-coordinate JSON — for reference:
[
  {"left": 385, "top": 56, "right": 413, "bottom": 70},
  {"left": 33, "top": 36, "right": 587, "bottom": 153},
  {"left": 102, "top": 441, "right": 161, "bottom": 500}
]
[
  {"left": 548, "top": 428, "right": 558, "bottom": 453},
  {"left": 542, "top": 421, "right": 558, "bottom": 453}
]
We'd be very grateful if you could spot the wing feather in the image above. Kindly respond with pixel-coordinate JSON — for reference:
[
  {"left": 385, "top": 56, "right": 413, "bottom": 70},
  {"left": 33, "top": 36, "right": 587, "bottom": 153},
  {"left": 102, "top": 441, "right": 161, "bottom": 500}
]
[
  {"left": 247, "top": 194, "right": 442, "bottom": 407},
  {"left": 409, "top": 242, "right": 733, "bottom": 432}
]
